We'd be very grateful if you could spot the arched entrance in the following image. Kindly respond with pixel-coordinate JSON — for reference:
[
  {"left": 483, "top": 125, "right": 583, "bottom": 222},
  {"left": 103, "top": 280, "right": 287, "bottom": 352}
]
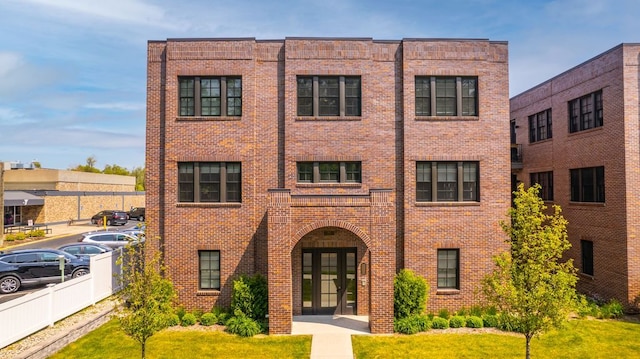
[{"left": 292, "top": 226, "right": 370, "bottom": 317}]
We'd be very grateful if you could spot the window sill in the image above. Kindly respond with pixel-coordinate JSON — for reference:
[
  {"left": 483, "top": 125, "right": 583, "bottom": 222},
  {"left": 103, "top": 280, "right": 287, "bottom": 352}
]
[
  {"left": 568, "top": 201, "right": 605, "bottom": 207},
  {"left": 579, "top": 273, "right": 595, "bottom": 280},
  {"left": 529, "top": 138, "right": 553, "bottom": 145},
  {"left": 436, "top": 289, "right": 460, "bottom": 295},
  {"left": 415, "top": 201, "right": 480, "bottom": 207},
  {"left": 177, "top": 202, "right": 242, "bottom": 208},
  {"left": 415, "top": 116, "right": 479, "bottom": 122},
  {"left": 568, "top": 126, "right": 603, "bottom": 136},
  {"left": 296, "top": 183, "right": 362, "bottom": 188},
  {"left": 196, "top": 290, "right": 221, "bottom": 296},
  {"left": 176, "top": 116, "right": 242, "bottom": 122},
  {"left": 295, "top": 116, "right": 361, "bottom": 121}
]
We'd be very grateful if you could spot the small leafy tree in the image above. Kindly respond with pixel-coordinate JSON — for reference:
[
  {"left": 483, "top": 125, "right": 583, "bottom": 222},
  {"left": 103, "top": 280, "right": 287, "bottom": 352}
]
[
  {"left": 484, "top": 183, "right": 578, "bottom": 359},
  {"left": 394, "top": 269, "right": 429, "bottom": 319},
  {"left": 116, "top": 239, "right": 176, "bottom": 359}
]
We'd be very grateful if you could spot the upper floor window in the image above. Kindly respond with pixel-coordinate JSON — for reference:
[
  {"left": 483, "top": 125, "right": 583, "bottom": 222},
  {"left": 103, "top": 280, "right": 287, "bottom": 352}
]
[
  {"left": 415, "top": 76, "right": 478, "bottom": 117},
  {"left": 569, "top": 90, "right": 603, "bottom": 133},
  {"left": 529, "top": 109, "right": 552, "bottom": 142},
  {"left": 416, "top": 161, "right": 479, "bottom": 202},
  {"left": 178, "top": 162, "right": 241, "bottom": 203},
  {"left": 530, "top": 171, "right": 554, "bottom": 201},
  {"left": 297, "top": 162, "right": 361, "bottom": 183},
  {"left": 179, "top": 76, "right": 242, "bottom": 117},
  {"left": 570, "top": 166, "right": 604, "bottom": 203},
  {"left": 297, "top": 76, "right": 361, "bottom": 117}
]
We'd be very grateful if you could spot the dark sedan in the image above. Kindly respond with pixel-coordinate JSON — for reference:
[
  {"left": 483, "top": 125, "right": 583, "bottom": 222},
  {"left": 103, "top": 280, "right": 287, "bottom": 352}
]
[{"left": 0, "top": 249, "right": 90, "bottom": 294}]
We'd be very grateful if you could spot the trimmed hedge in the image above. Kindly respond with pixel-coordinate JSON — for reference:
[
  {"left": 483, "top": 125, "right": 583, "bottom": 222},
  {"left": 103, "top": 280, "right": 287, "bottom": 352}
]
[
  {"left": 431, "top": 317, "right": 449, "bottom": 329},
  {"left": 200, "top": 313, "right": 217, "bottom": 326},
  {"left": 449, "top": 316, "right": 466, "bottom": 328},
  {"left": 466, "top": 316, "right": 484, "bottom": 328},
  {"left": 394, "top": 269, "right": 429, "bottom": 319}
]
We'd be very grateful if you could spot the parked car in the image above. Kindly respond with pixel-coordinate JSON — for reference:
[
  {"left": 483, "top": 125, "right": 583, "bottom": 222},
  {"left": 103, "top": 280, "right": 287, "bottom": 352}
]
[
  {"left": 58, "top": 243, "right": 113, "bottom": 259},
  {"left": 90, "top": 210, "right": 128, "bottom": 226},
  {"left": 119, "top": 228, "right": 145, "bottom": 241},
  {"left": 80, "top": 231, "right": 140, "bottom": 249},
  {"left": 0, "top": 249, "right": 90, "bottom": 294},
  {"left": 127, "top": 207, "right": 145, "bottom": 221}
]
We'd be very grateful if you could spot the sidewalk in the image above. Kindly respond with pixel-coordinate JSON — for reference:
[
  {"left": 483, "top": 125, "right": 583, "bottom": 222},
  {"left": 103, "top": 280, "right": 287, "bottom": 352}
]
[{"left": 292, "top": 315, "right": 370, "bottom": 359}]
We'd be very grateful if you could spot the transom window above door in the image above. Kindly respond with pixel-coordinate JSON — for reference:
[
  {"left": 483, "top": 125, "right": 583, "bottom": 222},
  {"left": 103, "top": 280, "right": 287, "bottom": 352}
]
[{"left": 297, "top": 162, "right": 361, "bottom": 183}]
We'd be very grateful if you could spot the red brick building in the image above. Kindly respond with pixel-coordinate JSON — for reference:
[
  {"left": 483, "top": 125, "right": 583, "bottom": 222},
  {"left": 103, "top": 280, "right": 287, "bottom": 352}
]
[
  {"left": 511, "top": 43, "right": 640, "bottom": 309},
  {"left": 146, "top": 37, "right": 510, "bottom": 334}
]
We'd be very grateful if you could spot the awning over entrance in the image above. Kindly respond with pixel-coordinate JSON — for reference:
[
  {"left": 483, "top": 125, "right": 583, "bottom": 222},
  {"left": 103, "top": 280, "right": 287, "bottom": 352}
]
[{"left": 3, "top": 191, "right": 44, "bottom": 206}]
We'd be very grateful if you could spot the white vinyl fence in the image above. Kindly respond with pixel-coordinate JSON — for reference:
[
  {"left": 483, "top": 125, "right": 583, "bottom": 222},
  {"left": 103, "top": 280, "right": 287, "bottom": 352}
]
[{"left": 0, "top": 249, "right": 123, "bottom": 349}]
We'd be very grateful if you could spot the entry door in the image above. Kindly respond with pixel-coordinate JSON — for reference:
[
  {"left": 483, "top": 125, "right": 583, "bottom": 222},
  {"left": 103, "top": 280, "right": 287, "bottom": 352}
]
[{"left": 302, "top": 248, "right": 356, "bottom": 315}]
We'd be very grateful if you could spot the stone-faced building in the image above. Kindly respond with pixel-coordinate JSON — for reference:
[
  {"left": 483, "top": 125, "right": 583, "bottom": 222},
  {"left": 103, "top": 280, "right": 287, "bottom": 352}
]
[
  {"left": 511, "top": 43, "right": 640, "bottom": 309},
  {"left": 2, "top": 165, "right": 143, "bottom": 226},
  {"left": 146, "top": 37, "right": 510, "bottom": 334}
]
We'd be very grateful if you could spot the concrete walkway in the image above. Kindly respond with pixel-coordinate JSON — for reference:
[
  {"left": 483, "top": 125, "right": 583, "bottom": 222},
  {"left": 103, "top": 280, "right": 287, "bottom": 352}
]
[{"left": 292, "top": 315, "right": 370, "bottom": 359}]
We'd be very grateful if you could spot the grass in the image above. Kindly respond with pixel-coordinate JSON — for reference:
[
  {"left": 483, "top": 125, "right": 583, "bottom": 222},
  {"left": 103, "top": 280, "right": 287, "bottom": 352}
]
[
  {"left": 352, "top": 319, "right": 640, "bottom": 358},
  {"left": 50, "top": 319, "right": 311, "bottom": 359}
]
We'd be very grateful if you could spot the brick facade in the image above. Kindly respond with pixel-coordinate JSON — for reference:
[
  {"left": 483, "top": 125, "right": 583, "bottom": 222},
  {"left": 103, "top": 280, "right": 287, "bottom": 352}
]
[
  {"left": 511, "top": 43, "right": 640, "bottom": 308},
  {"left": 146, "top": 37, "right": 510, "bottom": 334}
]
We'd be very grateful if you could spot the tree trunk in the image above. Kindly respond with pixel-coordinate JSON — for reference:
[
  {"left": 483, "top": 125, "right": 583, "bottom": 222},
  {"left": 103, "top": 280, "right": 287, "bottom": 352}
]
[
  {"left": 141, "top": 340, "right": 146, "bottom": 359},
  {"left": 525, "top": 334, "right": 531, "bottom": 359}
]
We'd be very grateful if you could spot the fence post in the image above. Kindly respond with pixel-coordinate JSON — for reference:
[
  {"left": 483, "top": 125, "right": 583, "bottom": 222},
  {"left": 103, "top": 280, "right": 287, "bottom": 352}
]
[{"left": 47, "top": 285, "right": 55, "bottom": 327}]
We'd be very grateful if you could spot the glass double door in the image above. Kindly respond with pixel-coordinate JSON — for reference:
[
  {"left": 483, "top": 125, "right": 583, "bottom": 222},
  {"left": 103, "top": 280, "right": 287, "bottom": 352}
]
[{"left": 302, "top": 248, "right": 356, "bottom": 315}]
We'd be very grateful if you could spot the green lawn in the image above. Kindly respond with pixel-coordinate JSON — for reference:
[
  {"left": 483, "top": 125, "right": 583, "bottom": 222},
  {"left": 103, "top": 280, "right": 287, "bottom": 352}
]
[
  {"left": 51, "top": 319, "right": 311, "bottom": 359},
  {"left": 352, "top": 319, "right": 640, "bottom": 358}
]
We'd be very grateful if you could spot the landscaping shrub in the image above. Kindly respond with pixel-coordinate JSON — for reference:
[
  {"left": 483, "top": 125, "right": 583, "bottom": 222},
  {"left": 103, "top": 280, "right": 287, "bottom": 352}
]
[
  {"left": 231, "top": 274, "right": 268, "bottom": 321},
  {"left": 6, "top": 233, "right": 27, "bottom": 241},
  {"left": 176, "top": 306, "right": 187, "bottom": 320},
  {"left": 431, "top": 317, "right": 449, "bottom": 329},
  {"left": 180, "top": 313, "right": 197, "bottom": 326},
  {"left": 449, "top": 316, "right": 466, "bottom": 328},
  {"left": 192, "top": 308, "right": 204, "bottom": 320},
  {"left": 394, "top": 269, "right": 429, "bottom": 319},
  {"left": 466, "top": 316, "right": 484, "bottom": 328},
  {"left": 394, "top": 314, "right": 431, "bottom": 334},
  {"left": 456, "top": 308, "right": 468, "bottom": 316},
  {"left": 438, "top": 308, "right": 450, "bottom": 320},
  {"left": 217, "top": 312, "right": 231, "bottom": 325},
  {"left": 26, "top": 229, "right": 45, "bottom": 238},
  {"left": 482, "top": 314, "right": 498, "bottom": 328},
  {"left": 394, "top": 317, "right": 420, "bottom": 334},
  {"left": 200, "top": 313, "right": 217, "bottom": 326},
  {"left": 469, "top": 305, "right": 484, "bottom": 317},
  {"left": 576, "top": 295, "right": 600, "bottom": 318},
  {"left": 599, "top": 299, "right": 624, "bottom": 319},
  {"left": 167, "top": 314, "right": 180, "bottom": 327},
  {"left": 497, "top": 314, "right": 521, "bottom": 332},
  {"left": 226, "top": 312, "right": 261, "bottom": 337}
]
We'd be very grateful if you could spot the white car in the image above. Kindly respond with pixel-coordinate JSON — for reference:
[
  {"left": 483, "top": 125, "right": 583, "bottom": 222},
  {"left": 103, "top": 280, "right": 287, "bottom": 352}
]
[{"left": 80, "top": 231, "right": 140, "bottom": 249}]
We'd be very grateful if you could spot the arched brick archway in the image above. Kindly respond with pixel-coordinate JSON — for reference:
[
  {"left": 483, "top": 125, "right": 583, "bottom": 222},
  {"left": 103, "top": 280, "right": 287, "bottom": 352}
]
[{"left": 292, "top": 219, "right": 373, "bottom": 250}]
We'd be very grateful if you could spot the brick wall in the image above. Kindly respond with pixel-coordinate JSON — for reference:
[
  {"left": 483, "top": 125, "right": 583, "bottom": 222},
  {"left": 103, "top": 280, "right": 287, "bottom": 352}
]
[
  {"left": 511, "top": 44, "right": 640, "bottom": 307},
  {"left": 147, "top": 37, "right": 510, "bottom": 333}
]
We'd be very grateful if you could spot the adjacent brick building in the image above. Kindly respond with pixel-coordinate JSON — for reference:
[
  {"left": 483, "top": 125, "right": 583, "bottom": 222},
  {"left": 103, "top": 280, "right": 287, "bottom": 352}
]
[
  {"left": 511, "top": 43, "right": 640, "bottom": 309},
  {"left": 146, "top": 37, "right": 510, "bottom": 334}
]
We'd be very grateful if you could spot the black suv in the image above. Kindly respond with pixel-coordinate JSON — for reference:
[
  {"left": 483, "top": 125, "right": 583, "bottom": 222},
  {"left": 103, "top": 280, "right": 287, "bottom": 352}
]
[
  {"left": 127, "top": 207, "right": 145, "bottom": 221},
  {"left": 91, "top": 210, "right": 128, "bottom": 226},
  {"left": 0, "top": 249, "right": 90, "bottom": 294}
]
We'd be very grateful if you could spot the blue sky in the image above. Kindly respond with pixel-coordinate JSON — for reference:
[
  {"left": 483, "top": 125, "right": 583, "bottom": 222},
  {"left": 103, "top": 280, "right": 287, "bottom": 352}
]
[{"left": 1, "top": 0, "right": 639, "bottom": 171}]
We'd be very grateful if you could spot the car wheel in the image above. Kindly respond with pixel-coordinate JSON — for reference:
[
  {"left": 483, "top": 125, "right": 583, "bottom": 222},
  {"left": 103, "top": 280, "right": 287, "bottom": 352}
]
[
  {"left": 107, "top": 219, "right": 112, "bottom": 226},
  {"left": 138, "top": 215, "right": 144, "bottom": 222},
  {"left": 0, "top": 276, "right": 21, "bottom": 294},
  {"left": 72, "top": 268, "right": 90, "bottom": 278}
]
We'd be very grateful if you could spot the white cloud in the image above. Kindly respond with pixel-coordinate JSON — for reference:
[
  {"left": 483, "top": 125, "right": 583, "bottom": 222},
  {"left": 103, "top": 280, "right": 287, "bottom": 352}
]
[
  {"left": 85, "top": 102, "right": 146, "bottom": 111},
  {"left": 0, "top": 52, "right": 61, "bottom": 98},
  {"left": 17, "top": 0, "right": 172, "bottom": 28}
]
